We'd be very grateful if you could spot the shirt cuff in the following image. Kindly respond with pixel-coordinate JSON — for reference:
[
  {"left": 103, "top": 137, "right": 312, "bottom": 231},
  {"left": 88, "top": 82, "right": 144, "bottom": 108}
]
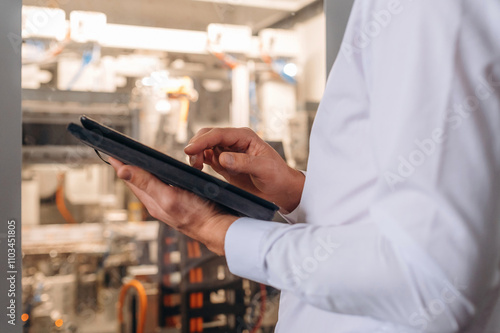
[
  {"left": 224, "top": 217, "right": 278, "bottom": 284},
  {"left": 278, "top": 170, "right": 306, "bottom": 224},
  {"left": 279, "top": 204, "right": 305, "bottom": 224}
]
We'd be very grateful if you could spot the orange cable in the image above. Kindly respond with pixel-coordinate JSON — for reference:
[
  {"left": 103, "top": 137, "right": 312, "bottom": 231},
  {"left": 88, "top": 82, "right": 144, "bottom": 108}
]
[
  {"left": 55, "top": 173, "right": 77, "bottom": 224},
  {"left": 117, "top": 279, "right": 148, "bottom": 333}
]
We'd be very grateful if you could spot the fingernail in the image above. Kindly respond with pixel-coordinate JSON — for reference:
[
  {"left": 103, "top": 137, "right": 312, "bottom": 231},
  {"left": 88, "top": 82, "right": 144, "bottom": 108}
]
[
  {"left": 121, "top": 169, "right": 132, "bottom": 181},
  {"left": 222, "top": 153, "right": 234, "bottom": 166},
  {"left": 185, "top": 143, "right": 193, "bottom": 150},
  {"left": 189, "top": 155, "right": 197, "bottom": 166}
]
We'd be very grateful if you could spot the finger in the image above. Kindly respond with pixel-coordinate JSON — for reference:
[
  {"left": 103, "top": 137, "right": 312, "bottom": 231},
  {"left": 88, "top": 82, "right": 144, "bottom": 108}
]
[
  {"left": 114, "top": 164, "right": 177, "bottom": 208},
  {"left": 204, "top": 149, "right": 214, "bottom": 162},
  {"left": 184, "top": 128, "right": 255, "bottom": 155},
  {"left": 189, "top": 152, "right": 205, "bottom": 170},
  {"left": 219, "top": 152, "right": 277, "bottom": 179},
  {"left": 187, "top": 127, "right": 213, "bottom": 145},
  {"left": 203, "top": 149, "right": 218, "bottom": 169},
  {"left": 204, "top": 149, "right": 230, "bottom": 179},
  {"left": 204, "top": 149, "right": 220, "bottom": 169},
  {"left": 125, "top": 181, "right": 167, "bottom": 220},
  {"left": 188, "top": 128, "right": 214, "bottom": 169},
  {"left": 109, "top": 157, "right": 125, "bottom": 169},
  {"left": 110, "top": 159, "right": 168, "bottom": 220}
]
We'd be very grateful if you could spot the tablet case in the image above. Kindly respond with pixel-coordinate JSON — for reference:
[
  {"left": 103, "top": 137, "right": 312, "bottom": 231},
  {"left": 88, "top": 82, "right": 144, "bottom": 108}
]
[{"left": 67, "top": 116, "right": 279, "bottom": 221}]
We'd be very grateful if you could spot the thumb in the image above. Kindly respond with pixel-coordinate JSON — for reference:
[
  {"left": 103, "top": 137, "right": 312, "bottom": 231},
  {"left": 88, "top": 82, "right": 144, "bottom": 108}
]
[{"left": 219, "top": 152, "right": 274, "bottom": 178}]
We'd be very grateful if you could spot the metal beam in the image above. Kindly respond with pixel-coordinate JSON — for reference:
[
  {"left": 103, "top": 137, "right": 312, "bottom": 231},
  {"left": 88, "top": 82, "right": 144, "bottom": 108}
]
[
  {"left": 22, "top": 146, "right": 100, "bottom": 165},
  {"left": 22, "top": 89, "right": 130, "bottom": 104},
  {"left": 258, "top": 0, "right": 323, "bottom": 32},
  {"left": 192, "top": 0, "right": 316, "bottom": 12}
]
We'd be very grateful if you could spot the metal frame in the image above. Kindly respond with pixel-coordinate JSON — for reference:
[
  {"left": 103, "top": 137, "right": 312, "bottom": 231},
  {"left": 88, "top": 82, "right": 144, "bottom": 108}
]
[
  {"left": 22, "top": 89, "right": 130, "bottom": 104},
  {"left": 192, "top": 0, "right": 316, "bottom": 12}
]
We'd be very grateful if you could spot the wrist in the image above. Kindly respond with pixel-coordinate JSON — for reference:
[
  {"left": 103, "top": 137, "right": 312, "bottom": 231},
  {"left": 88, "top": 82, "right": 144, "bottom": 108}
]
[
  {"left": 198, "top": 214, "right": 238, "bottom": 255},
  {"left": 278, "top": 168, "right": 305, "bottom": 213}
]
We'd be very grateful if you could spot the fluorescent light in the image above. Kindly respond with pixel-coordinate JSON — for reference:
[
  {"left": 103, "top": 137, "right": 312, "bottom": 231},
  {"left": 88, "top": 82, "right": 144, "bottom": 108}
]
[{"left": 283, "top": 63, "right": 298, "bottom": 77}]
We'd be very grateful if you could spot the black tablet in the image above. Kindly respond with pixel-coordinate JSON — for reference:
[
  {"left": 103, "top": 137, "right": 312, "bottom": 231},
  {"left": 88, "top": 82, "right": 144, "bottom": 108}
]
[{"left": 67, "top": 116, "right": 279, "bottom": 221}]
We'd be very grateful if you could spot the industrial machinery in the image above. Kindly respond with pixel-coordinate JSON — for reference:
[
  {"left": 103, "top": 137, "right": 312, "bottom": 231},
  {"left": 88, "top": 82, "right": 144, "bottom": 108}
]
[
  {"left": 20, "top": 1, "right": 321, "bottom": 332},
  {"left": 157, "top": 224, "right": 277, "bottom": 333}
]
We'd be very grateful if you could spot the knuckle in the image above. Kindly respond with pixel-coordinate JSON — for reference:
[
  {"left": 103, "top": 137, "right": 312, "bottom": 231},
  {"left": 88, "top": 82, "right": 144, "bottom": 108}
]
[
  {"left": 198, "top": 127, "right": 212, "bottom": 135},
  {"left": 189, "top": 128, "right": 211, "bottom": 143},
  {"left": 211, "top": 128, "right": 225, "bottom": 142},
  {"left": 241, "top": 127, "right": 253, "bottom": 134},
  {"left": 211, "top": 128, "right": 222, "bottom": 135}
]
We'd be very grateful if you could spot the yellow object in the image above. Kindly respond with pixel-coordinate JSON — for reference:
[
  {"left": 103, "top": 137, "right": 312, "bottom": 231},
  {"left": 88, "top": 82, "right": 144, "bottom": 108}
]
[{"left": 128, "top": 201, "right": 143, "bottom": 222}]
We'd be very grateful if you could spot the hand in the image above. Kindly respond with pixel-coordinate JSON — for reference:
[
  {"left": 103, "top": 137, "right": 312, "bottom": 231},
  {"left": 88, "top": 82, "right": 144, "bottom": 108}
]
[
  {"left": 184, "top": 127, "right": 305, "bottom": 213},
  {"left": 109, "top": 157, "right": 238, "bottom": 255}
]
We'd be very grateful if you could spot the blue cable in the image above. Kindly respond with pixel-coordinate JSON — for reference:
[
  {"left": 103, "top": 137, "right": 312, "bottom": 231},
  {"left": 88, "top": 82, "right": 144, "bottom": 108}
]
[{"left": 66, "top": 48, "right": 94, "bottom": 91}]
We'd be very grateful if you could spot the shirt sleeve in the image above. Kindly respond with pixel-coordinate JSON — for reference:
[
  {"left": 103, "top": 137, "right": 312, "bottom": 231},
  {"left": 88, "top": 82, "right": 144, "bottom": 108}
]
[{"left": 225, "top": 0, "right": 500, "bottom": 332}]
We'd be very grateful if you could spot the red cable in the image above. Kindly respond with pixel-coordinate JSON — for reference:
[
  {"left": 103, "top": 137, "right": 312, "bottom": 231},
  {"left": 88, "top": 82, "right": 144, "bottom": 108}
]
[{"left": 250, "top": 284, "right": 267, "bottom": 333}]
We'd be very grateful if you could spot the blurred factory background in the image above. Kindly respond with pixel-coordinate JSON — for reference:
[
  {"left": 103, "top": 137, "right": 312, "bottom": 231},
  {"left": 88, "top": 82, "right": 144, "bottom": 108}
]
[{"left": 19, "top": 1, "right": 346, "bottom": 332}]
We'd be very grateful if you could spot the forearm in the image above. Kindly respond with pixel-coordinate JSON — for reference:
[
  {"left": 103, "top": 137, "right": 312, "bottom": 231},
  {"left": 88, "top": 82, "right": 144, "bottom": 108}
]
[{"left": 226, "top": 218, "right": 477, "bottom": 332}]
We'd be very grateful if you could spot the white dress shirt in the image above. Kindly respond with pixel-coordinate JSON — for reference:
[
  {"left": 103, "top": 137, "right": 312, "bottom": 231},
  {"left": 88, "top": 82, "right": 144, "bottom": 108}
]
[{"left": 225, "top": 0, "right": 500, "bottom": 332}]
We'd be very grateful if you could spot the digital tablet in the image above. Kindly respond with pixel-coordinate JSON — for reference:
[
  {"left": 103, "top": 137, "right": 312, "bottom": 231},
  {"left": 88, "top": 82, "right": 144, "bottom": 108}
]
[{"left": 67, "top": 116, "right": 279, "bottom": 221}]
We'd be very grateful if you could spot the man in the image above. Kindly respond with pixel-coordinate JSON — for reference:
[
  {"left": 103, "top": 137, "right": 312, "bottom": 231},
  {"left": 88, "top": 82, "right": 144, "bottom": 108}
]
[{"left": 110, "top": 0, "right": 500, "bottom": 331}]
